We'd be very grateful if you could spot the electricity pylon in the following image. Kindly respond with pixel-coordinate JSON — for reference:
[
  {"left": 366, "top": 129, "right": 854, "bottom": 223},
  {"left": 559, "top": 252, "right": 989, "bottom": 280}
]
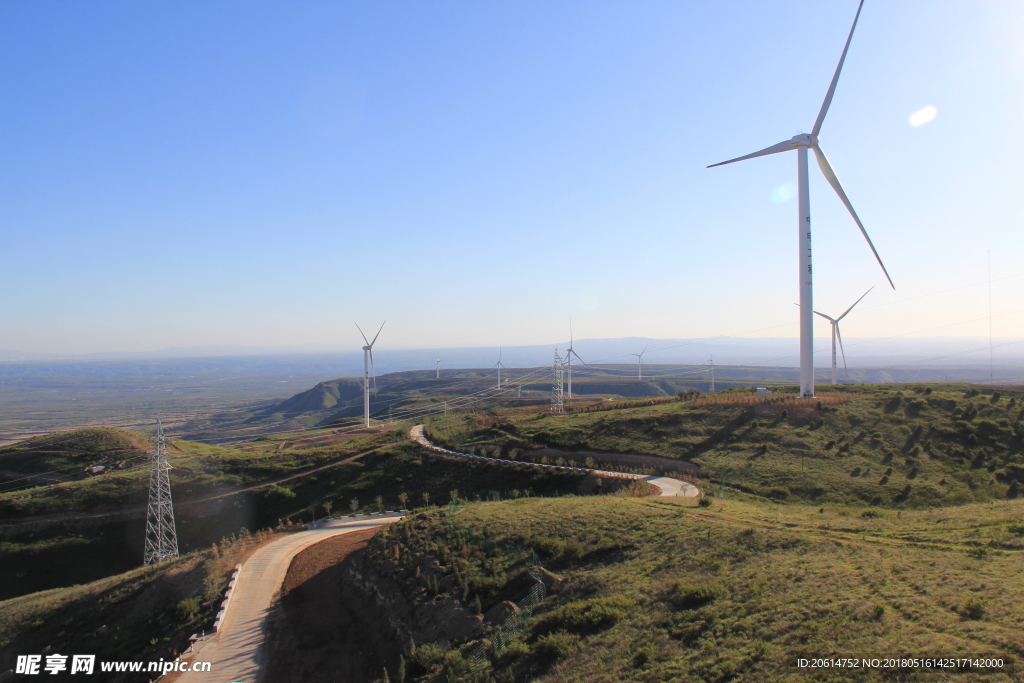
[
  {"left": 551, "top": 349, "right": 565, "bottom": 414},
  {"left": 143, "top": 420, "right": 179, "bottom": 565}
]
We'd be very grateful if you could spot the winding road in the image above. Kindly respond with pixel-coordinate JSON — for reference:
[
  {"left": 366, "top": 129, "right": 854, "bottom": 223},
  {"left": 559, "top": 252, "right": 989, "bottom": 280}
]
[
  {"left": 174, "top": 425, "right": 696, "bottom": 682},
  {"left": 176, "top": 516, "right": 401, "bottom": 683},
  {"left": 409, "top": 425, "right": 699, "bottom": 497}
]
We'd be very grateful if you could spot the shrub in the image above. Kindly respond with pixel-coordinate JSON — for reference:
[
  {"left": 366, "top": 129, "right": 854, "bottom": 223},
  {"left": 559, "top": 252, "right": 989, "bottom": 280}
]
[
  {"left": 962, "top": 597, "right": 987, "bottom": 620},
  {"left": 533, "top": 596, "right": 631, "bottom": 637},
  {"left": 176, "top": 597, "right": 200, "bottom": 622},
  {"left": 860, "top": 509, "right": 884, "bottom": 519},
  {"left": 533, "top": 631, "right": 580, "bottom": 664},
  {"left": 495, "top": 639, "right": 530, "bottom": 668},
  {"left": 667, "top": 580, "right": 723, "bottom": 610},
  {"left": 409, "top": 642, "right": 447, "bottom": 675},
  {"left": 631, "top": 643, "right": 657, "bottom": 668}
]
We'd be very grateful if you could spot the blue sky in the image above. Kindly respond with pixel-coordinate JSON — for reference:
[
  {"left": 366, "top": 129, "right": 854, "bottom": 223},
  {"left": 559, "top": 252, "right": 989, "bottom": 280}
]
[{"left": 2, "top": 0, "right": 1023, "bottom": 361}]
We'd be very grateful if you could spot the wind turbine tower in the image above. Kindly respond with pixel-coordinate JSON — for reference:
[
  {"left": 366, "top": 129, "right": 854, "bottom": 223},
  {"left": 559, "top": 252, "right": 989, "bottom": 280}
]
[
  {"left": 708, "top": 355, "right": 715, "bottom": 393},
  {"left": 436, "top": 357, "right": 442, "bottom": 379},
  {"left": 814, "top": 287, "right": 872, "bottom": 385},
  {"left": 629, "top": 345, "right": 647, "bottom": 380},
  {"left": 143, "top": 420, "right": 179, "bottom": 565},
  {"left": 493, "top": 347, "right": 506, "bottom": 388},
  {"left": 708, "top": 0, "right": 893, "bottom": 398},
  {"left": 356, "top": 321, "right": 385, "bottom": 428},
  {"left": 565, "top": 322, "right": 585, "bottom": 399}
]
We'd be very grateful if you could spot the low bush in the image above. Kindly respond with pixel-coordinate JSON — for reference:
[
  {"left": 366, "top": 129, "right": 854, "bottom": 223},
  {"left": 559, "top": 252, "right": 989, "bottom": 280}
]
[
  {"left": 533, "top": 631, "right": 581, "bottom": 664},
  {"left": 667, "top": 580, "right": 723, "bottom": 610},
  {"left": 962, "top": 597, "right": 987, "bottom": 620},
  {"left": 533, "top": 596, "right": 631, "bottom": 637}
]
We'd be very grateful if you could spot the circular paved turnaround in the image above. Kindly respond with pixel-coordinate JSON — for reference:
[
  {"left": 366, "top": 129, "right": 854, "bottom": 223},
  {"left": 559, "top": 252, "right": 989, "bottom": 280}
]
[{"left": 177, "top": 517, "right": 400, "bottom": 683}]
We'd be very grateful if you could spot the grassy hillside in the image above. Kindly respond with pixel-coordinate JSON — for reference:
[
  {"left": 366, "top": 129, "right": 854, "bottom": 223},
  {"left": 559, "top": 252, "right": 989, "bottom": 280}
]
[
  {"left": 425, "top": 384, "right": 1024, "bottom": 508},
  {"left": 0, "top": 427, "right": 399, "bottom": 519},
  {"left": 0, "top": 427, "right": 150, "bottom": 475},
  {"left": 375, "top": 495, "right": 1024, "bottom": 682},
  {"left": 0, "top": 426, "right": 607, "bottom": 600},
  {"left": 0, "top": 528, "right": 280, "bottom": 681}
]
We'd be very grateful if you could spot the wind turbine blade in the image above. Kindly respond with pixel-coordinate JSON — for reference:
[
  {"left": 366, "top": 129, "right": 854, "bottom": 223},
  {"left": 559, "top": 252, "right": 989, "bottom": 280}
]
[
  {"left": 836, "top": 324, "right": 849, "bottom": 370},
  {"left": 571, "top": 349, "right": 586, "bottom": 364},
  {"left": 707, "top": 139, "right": 801, "bottom": 168},
  {"left": 369, "top": 320, "right": 386, "bottom": 348},
  {"left": 812, "top": 0, "right": 865, "bottom": 137},
  {"left": 354, "top": 323, "right": 370, "bottom": 346},
  {"left": 813, "top": 145, "right": 895, "bottom": 289},
  {"left": 813, "top": 310, "right": 835, "bottom": 321},
  {"left": 837, "top": 286, "right": 874, "bottom": 321},
  {"left": 369, "top": 349, "right": 377, "bottom": 391}
]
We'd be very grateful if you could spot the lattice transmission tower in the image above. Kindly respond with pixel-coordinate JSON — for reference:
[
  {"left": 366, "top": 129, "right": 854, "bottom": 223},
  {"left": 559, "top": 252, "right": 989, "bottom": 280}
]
[
  {"left": 551, "top": 349, "right": 565, "bottom": 414},
  {"left": 143, "top": 420, "right": 179, "bottom": 565}
]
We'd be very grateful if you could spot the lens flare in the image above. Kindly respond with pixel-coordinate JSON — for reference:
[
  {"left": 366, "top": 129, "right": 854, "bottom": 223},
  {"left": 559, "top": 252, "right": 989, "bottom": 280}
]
[
  {"left": 771, "top": 182, "right": 797, "bottom": 204},
  {"left": 909, "top": 105, "right": 937, "bottom": 127}
]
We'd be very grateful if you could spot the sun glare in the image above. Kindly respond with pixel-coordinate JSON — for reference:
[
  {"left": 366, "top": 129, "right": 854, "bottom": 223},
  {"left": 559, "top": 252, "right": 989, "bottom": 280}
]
[
  {"left": 909, "top": 105, "right": 937, "bottom": 127},
  {"left": 770, "top": 182, "right": 797, "bottom": 204}
]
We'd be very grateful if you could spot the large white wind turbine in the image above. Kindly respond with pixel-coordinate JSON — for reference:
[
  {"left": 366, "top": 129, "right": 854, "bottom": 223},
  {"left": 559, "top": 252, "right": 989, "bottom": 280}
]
[
  {"left": 708, "top": 0, "right": 893, "bottom": 398},
  {"left": 493, "top": 347, "right": 506, "bottom": 389},
  {"left": 435, "top": 357, "right": 442, "bottom": 379},
  {"left": 565, "top": 321, "right": 585, "bottom": 399},
  {"left": 355, "top": 321, "right": 385, "bottom": 428},
  {"left": 814, "top": 287, "right": 872, "bottom": 385},
  {"left": 629, "top": 345, "right": 647, "bottom": 380}
]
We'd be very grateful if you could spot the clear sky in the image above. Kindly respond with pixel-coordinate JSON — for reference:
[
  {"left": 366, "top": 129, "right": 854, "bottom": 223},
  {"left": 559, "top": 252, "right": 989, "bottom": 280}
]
[{"left": 2, "top": 0, "right": 1023, "bottom": 360}]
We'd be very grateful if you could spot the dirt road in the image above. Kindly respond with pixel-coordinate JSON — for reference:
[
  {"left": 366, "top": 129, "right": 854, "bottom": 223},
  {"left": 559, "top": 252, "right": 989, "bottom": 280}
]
[
  {"left": 409, "top": 425, "right": 699, "bottom": 497},
  {"left": 177, "top": 516, "right": 401, "bottom": 683}
]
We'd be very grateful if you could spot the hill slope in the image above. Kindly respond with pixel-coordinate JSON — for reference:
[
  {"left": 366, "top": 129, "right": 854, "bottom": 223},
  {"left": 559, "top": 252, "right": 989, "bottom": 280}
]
[
  {"left": 426, "top": 384, "right": 1024, "bottom": 508},
  {"left": 0, "top": 427, "right": 151, "bottom": 475},
  {"left": 360, "top": 496, "right": 1024, "bottom": 682}
]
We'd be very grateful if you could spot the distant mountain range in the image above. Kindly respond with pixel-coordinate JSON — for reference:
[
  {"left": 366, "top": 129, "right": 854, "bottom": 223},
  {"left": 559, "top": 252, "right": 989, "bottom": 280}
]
[{"left": 1, "top": 336, "right": 1023, "bottom": 380}]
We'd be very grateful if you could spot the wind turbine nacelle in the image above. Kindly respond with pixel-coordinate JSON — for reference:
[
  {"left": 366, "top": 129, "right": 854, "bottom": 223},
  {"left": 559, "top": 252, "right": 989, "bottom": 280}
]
[
  {"left": 362, "top": 346, "right": 371, "bottom": 351},
  {"left": 791, "top": 133, "right": 816, "bottom": 147}
]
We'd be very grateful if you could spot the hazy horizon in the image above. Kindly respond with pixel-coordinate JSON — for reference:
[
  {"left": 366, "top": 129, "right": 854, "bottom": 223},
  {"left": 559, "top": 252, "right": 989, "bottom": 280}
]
[{"left": 3, "top": 335, "right": 1023, "bottom": 374}]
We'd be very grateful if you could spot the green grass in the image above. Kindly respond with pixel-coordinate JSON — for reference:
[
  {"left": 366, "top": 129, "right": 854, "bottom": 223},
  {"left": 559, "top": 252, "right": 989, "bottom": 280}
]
[
  {"left": 377, "top": 494, "right": 1024, "bottom": 682},
  {"left": 0, "top": 430, "right": 611, "bottom": 600},
  {"left": 426, "top": 384, "right": 1024, "bottom": 508},
  {"left": 0, "top": 427, "right": 151, "bottom": 474},
  {"left": 0, "top": 528, "right": 278, "bottom": 679}
]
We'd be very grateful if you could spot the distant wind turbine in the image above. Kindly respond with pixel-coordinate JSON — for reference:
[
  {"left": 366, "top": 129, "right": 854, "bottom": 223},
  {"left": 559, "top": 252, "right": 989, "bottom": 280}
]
[
  {"left": 629, "top": 345, "right": 647, "bottom": 380},
  {"left": 493, "top": 346, "right": 506, "bottom": 389},
  {"left": 435, "top": 357, "right": 442, "bottom": 379},
  {"left": 814, "top": 287, "right": 872, "bottom": 385},
  {"left": 708, "top": 0, "right": 893, "bottom": 399},
  {"left": 565, "top": 321, "right": 585, "bottom": 399},
  {"left": 355, "top": 321, "right": 385, "bottom": 428}
]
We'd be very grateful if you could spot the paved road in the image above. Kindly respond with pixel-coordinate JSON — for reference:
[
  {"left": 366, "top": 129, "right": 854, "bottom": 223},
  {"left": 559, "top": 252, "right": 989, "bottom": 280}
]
[
  {"left": 410, "top": 425, "right": 699, "bottom": 498},
  {"left": 177, "top": 516, "right": 401, "bottom": 683}
]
